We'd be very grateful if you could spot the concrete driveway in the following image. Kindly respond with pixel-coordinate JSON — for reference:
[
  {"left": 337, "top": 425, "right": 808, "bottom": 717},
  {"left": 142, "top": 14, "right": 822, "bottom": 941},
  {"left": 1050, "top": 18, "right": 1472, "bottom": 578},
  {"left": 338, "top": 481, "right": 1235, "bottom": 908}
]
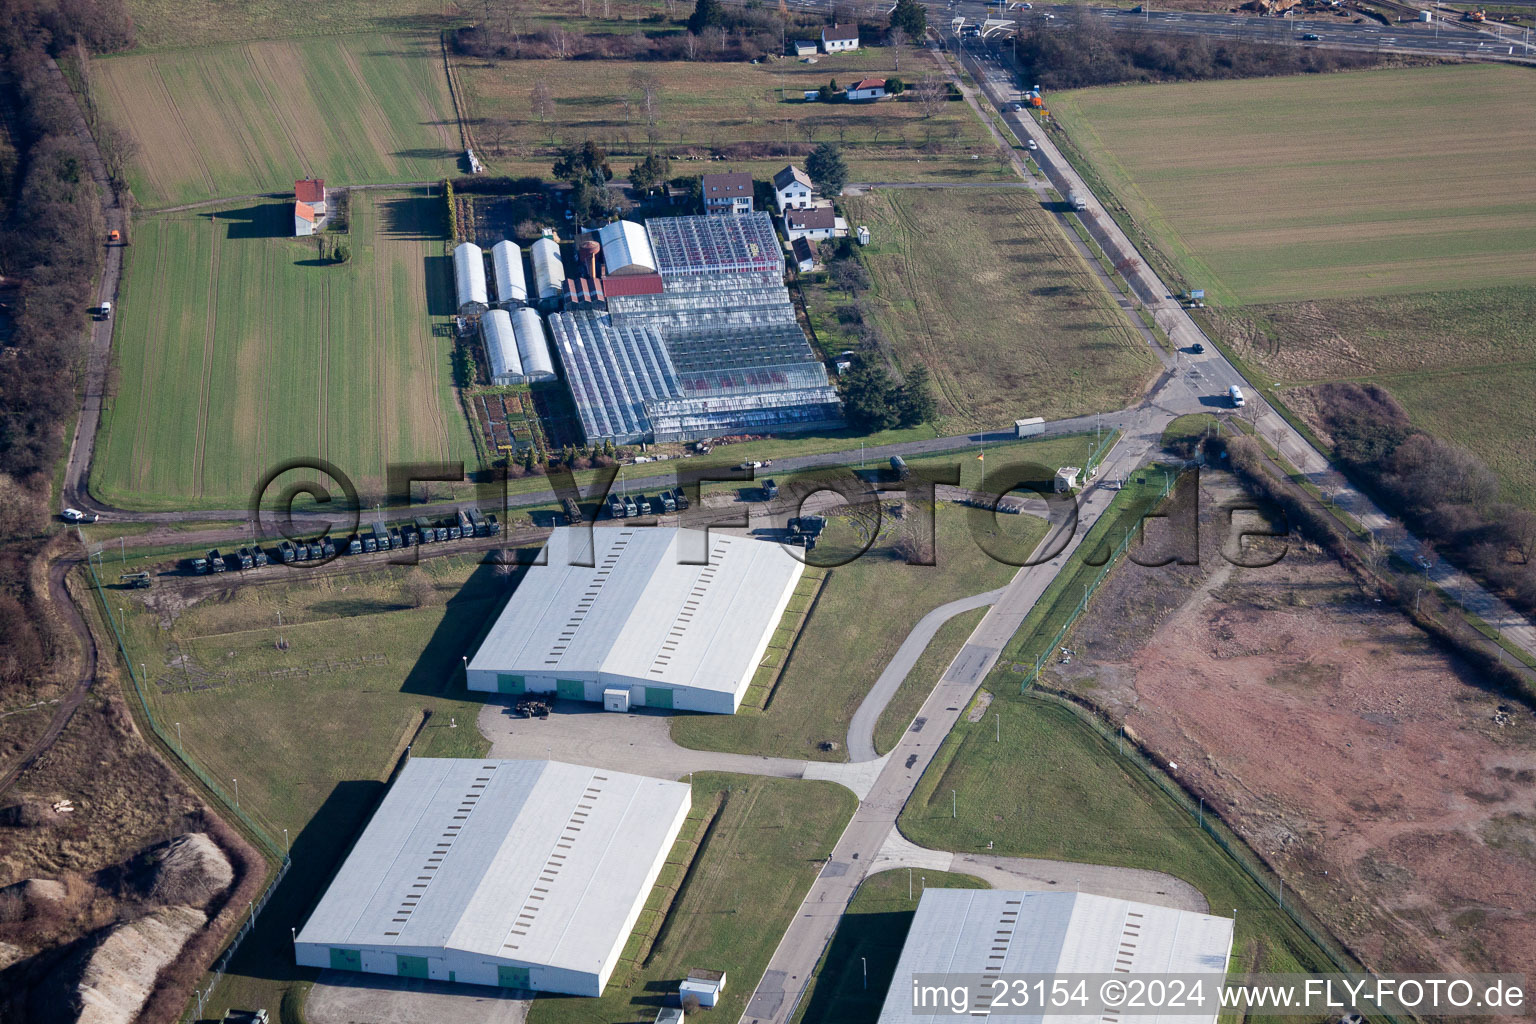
[
  {"left": 477, "top": 699, "right": 889, "bottom": 799},
  {"left": 306, "top": 971, "right": 529, "bottom": 1024}
]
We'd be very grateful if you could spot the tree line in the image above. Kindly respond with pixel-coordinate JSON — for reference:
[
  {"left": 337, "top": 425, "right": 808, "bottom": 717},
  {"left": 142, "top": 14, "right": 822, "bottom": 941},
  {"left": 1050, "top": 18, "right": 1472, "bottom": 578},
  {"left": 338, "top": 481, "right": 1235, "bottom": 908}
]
[
  {"left": 0, "top": 0, "right": 134, "bottom": 696},
  {"left": 457, "top": 0, "right": 919, "bottom": 64},
  {"left": 1309, "top": 382, "right": 1536, "bottom": 616},
  {"left": 1013, "top": 10, "right": 1390, "bottom": 90}
]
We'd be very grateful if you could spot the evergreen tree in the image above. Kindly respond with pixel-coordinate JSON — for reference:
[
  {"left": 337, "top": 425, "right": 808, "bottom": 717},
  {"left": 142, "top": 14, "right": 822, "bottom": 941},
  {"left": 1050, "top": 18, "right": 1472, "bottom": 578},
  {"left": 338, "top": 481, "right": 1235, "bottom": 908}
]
[
  {"left": 688, "top": 0, "right": 725, "bottom": 34},
  {"left": 805, "top": 142, "right": 848, "bottom": 196},
  {"left": 890, "top": 0, "right": 927, "bottom": 39},
  {"left": 895, "top": 365, "right": 936, "bottom": 426}
]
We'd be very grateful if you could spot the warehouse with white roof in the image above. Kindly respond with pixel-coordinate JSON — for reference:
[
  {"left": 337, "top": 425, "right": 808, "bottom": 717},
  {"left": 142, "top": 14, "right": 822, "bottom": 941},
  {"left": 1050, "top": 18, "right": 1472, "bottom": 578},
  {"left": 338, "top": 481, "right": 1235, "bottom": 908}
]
[
  {"left": 467, "top": 526, "right": 804, "bottom": 713},
  {"left": 877, "top": 890, "right": 1234, "bottom": 1024},
  {"left": 294, "top": 758, "right": 690, "bottom": 996}
]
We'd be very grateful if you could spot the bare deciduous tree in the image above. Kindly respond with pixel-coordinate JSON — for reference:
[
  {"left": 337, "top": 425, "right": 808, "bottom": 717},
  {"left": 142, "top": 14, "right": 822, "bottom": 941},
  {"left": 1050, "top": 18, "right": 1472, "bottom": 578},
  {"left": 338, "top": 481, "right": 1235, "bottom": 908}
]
[
  {"left": 913, "top": 75, "right": 946, "bottom": 119},
  {"left": 531, "top": 79, "right": 555, "bottom": 121}
]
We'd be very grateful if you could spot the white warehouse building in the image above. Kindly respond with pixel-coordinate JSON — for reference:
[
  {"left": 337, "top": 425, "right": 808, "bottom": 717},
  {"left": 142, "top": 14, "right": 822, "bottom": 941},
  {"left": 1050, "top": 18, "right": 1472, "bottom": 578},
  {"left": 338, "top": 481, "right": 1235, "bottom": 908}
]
[
  {"left": 481, "top": 309, "right": 524, "bottom": 385},
  {"left": 467, "top": 527, "right": 804, "bottom": 714},
  {"left": 453, "top": 242, "right": 488, "bottom": 315},
  {"left": 877, "top": 890, "right": 1234, "bottom": 1024},
  {"left": 491, "top": 240, "right": 528, "bottom": 307},
  {"left": 295, "top": 758, "right": 690, "bottom": 996},
  {"left": 512, "top": 307, "right": 558, "bottom": 382}
]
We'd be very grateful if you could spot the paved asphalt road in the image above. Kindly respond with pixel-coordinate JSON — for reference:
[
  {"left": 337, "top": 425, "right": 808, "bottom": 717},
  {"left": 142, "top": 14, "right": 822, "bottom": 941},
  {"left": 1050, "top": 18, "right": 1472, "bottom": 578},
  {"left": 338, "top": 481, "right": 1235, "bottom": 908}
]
[{"left": 958, "top": 44, "right": 1536, "bottom": 663}]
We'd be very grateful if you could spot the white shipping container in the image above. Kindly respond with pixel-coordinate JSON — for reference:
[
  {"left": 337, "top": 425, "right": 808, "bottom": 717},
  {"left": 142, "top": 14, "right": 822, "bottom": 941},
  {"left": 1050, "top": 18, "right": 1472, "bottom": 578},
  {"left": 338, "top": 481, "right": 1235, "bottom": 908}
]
[{"left": 1015, "top": 416, "right": 1045, "bottom": 438}]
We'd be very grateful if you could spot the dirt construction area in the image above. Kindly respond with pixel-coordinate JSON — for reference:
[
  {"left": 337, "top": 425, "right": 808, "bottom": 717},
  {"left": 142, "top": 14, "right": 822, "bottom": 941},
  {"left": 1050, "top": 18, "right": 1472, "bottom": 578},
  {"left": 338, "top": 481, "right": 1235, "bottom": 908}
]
[{"left": 1049, "top": 468, "right": 1536, "bottom": 978}]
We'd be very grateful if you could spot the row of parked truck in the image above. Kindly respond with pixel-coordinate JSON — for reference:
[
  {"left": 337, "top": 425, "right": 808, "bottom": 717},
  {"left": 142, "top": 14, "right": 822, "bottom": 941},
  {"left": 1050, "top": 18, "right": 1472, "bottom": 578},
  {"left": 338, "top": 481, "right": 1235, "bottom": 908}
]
[
  {"left": 603, "top": 487, "right": 691, "bottom": 520},
  {"left": 188, "top": 508, "right": 502, "bottom": 574}
]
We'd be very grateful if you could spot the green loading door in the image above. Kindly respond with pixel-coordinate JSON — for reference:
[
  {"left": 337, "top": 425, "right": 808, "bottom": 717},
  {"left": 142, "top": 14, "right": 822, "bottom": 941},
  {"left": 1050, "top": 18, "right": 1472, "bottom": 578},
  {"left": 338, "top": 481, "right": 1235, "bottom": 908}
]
[
  {"left": 497, "top": 673, "right": 525, "bottom": 695},
  {"left": 329, "top": 947, "right": 361, "bottom": 971},
  {"left": 556, "top": 678, "right": 585, "bottom": 701},
  {"left": 396, "top": 954, "right": 429, "bottom": 979},
  {"left": 645, "top": 686, "right": 674, "bottom": 709},
  {"left": 498, "top": 965, "right": 531, "bottom": 989}
]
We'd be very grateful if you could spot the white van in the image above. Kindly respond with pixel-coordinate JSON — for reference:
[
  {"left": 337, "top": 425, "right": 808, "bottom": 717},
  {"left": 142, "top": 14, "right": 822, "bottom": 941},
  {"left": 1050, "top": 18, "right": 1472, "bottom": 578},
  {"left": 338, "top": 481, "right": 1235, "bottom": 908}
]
[
  {"left": 100, "top": 300, "right": 112, "bottom": 319},
  {"left": 1228, "top": 385, "right": 1246, "bottom": 408}
]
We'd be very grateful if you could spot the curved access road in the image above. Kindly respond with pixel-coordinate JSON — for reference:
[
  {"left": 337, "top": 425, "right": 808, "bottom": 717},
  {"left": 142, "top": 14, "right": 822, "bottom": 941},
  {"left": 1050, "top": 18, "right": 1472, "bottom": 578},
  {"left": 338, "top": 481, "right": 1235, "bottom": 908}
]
[{"left": 845, "top": 588, "right": 1006, "bottom": 761}]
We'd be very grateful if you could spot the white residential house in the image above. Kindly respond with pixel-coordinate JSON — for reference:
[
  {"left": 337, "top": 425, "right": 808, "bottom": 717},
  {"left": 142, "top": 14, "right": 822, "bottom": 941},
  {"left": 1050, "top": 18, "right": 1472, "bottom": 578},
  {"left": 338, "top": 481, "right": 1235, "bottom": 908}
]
[
  {"left": 790, "top": 236, "right": 816, "bottom": 273},
  {"left": 772, "top": 165, "right": 814, "bottom": 214},
  {"left": 293, "top": 178, "right": 327, "bottom": 237},
  {"left": 846, "top": 78, "right": 887, "bottom": 102},
  {"left": 783, "top": 205, "right": 842, "bottom": 242},
  {"left": 701, "top": 172, "right": 754, "bottom": 215},
  {"left": 820, "top": 24, "right": 859, "bottom": 51}
]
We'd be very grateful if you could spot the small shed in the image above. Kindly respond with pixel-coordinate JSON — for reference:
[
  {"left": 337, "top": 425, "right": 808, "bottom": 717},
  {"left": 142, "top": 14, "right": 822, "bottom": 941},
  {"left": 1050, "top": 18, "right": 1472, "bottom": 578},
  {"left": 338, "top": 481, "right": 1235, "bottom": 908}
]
[
  {"left": 656, "top": 1009, "right": 684, "bottom": 1024},
  {"left": 453, "top": 242, "right": 489, "bottom": 314},
  {"left": 491, "top": 240, "right": 528, "bottom": 307},
  {"left": 1054, "top": 466, "right": 1081, "bottom": 493},
  {"left": 680, "top": 969, "right": 726, "bottom": 1008},
  {"left": 790, "top": 39, "right": 818, "bottom": 56},
  {"left": 790, "top": 237, "right": 816, "bottom": 273},
  {"left": 603, "top": 688, "right": 631, "bottom": 713}
]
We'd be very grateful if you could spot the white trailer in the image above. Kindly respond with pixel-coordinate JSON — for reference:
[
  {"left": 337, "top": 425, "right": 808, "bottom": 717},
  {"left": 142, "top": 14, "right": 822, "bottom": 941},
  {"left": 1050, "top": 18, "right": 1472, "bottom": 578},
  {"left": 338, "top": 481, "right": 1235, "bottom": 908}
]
[{"left": 1015, "top": 416, "right": 1045, "bottom": 438}]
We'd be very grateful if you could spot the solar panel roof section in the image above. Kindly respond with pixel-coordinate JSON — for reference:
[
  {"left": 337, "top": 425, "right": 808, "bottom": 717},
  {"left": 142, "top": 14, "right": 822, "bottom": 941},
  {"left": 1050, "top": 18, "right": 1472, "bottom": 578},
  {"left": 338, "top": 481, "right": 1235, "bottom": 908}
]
[
  {"left": 645, "top": 212, "right": 784, "bottom": 278},
  {"left": 296, "top": 758, "right": 691, "bottom": 975},
  {"left": 876, "top": 890, "right": 1234, "bottom": 1024}
]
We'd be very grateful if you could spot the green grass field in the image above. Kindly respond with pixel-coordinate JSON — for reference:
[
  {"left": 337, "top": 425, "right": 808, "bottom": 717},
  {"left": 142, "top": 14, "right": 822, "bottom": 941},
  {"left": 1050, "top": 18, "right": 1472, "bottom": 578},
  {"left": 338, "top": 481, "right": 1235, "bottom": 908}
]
[
  {"left": 871, "top": 606, "right": 986, "bottom": 756},
  {"left": 902, "top": 694, "right": 1337, "bottom": 982},
  {"left": 1214, "top": 286, "right": 1536, "bottom": 506},
  {"left": 670, "top": 501, "right": 1039, "bottom": 760},
  {"left": 834, "top": 189, "right": 1158, "bottom": 432},
  {"left": 103, "top": 552, "right": 499, "bottom": 1019},
  {"left": 94, "top": 32, "right": 461, "bottom": 207},
  {"left": 455, "top": 50, "right": 1009, "bottom": 184},
  {"left": 530, "top": 773, "right": 856, "bottom": 1024},
  {"left": 1049, "top": 64, "right": 1536, "bottom": 306},
  {"left": 92, "top": 189, "right": 476, "bottom": 510},
  {"left": 793, "top": 870, "right": 989, "bottom": 1024}
]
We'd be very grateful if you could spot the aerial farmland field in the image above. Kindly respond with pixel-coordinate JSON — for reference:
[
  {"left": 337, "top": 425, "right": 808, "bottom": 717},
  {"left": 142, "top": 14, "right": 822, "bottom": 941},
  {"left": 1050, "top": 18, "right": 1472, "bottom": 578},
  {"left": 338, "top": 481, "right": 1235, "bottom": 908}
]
[
  {"left": 1049, "top": 64, "right": 1536, "bottom": 306},
  {"left": 454, "top": 50, "right": 1007, "bottom": 184},
  {"left": 832, "top": 188, "right": 1158, "bottom": 431},
  {"left": 92, "top": 188, "right": 475, "bottom": 510},
  {"left": 93, "top": 32, "right": 462, "bottom": 208}
]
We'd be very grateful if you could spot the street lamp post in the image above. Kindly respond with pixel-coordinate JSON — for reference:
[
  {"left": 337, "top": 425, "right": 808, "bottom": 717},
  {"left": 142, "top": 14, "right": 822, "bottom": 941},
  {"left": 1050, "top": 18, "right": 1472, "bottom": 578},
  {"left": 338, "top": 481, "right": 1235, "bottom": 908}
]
[
  {"left": 175, "top": 721, "right": 181, "bottom": 749},
  {"left": 862, "top": 957, "right": 868, "bottom": 989},
  {"left": 232, "top": 778, "right": 239, "bottom": 808},
  {"left": 283, "top": 828, "right": 290, "bottom": 856}
]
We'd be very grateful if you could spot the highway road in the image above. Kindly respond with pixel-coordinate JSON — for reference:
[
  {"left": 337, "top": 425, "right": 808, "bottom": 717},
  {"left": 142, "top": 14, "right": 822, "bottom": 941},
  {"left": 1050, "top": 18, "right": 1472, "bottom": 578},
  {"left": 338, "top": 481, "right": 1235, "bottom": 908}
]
[{"left": 771, "top": 0, "right": 1536, "bottom": 57}]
